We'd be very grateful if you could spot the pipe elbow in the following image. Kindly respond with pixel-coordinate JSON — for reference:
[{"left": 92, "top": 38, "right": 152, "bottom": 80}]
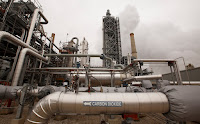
[
  {"left": 33, "top": 9, "right": 48, "bottom": 24},
  {"left": 114, "top": 64, "right": 125, "bottom": 69},
  {"left": 0, "top": 31, "right": 11, "bottom": 41},
  {"left": 27, "top": 91, "right": 62, "bottom": 124}
]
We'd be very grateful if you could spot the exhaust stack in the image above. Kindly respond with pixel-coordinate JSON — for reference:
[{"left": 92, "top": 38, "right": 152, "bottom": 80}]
[{"left": 130, "top": 33, "right": 137, "bottom": 59}]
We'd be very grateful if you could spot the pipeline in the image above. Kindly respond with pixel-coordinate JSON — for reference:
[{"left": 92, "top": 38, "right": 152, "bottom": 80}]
[
  {"left": 0, "top": 85, "right": 22, "bottom": 99},
  {"left": 71, "top": 37, "right": 79, "bottom": 50},
  {"left": 27, "top": 92, "right": 169, "bottom": 124},
  {"left": 0, "top": 85, "right": 66, "bottom": 99},
  {"left": 26, "top": 8, "right": 48, "bottom": 45},
  {"left": 114, "top": 64, "right": 125, "bottom": 69},
  {"left": 79, "top": 73, "right": 128, "bottom": 86},
  {"left": 44, "top": 54, "right": 103, "bottom": 57},
  {"left": 43, "top": 54, "right": 115, "bottom": 67},
  {"left": 12, "top": 48, "right": 48, "bottom": 86},
  {"left": 123, "top": 75, "right": 163, "bottom": 82},
  {"left": 0, "top": 31, "right": 38, "bottom": 52}
]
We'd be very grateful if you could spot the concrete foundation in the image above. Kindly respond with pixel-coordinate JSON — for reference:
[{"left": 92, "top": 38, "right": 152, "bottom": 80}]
[
  {"left": 11, "top": 118, "right": 25, "bottom": 124},
  {"left": 0, "top": 108, "right": 14, "bottom": 115}
]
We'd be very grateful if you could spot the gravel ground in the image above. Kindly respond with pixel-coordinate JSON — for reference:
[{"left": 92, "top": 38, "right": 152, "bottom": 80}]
[{"left": 0, "top": 107, "right": 170, "bottom": 124}]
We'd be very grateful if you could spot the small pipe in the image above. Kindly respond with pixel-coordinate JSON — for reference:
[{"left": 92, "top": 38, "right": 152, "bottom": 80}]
[
  {"left": 123, "top": 75, "right": 162, "bottom": 82},
  {"left": 6, "top": 29, "right": 26, "bottom": 82},
  {"left": 44, "top": 54, "right": 103, "bottom": 57},
  {"left": 101, "top": 54, "right": 115, "bottom": 68},
  {"left": 133, "top": 59, "right": 175, "bottom": 62},
  {"left": 114, "top": 64, "right": 125, "bottom": 69},
  {"left": 47, "top": 37, "right": 60, "bottom": 50},
  {"left": 123, "top": 59, "right": 176, "bottom": 72},
  {"left": 26, "top": 9, "right": 48, "bottom": 45},
  {"left": 32, "top": 67, "right": 123, "bottom": 72},
  {"left": 39, "top": 32, "right": 47, "bottom": 68},
  {"left": 12, "top": 48, "right": 48, "bottom": 86},
  {"left": 71, "top": 37, "right": 79, "bottom": 49},
  {"left": 38, "top": 29, "right": 60, "bottom": 51},
  {"left": 44, "top": 54, "right": 114, "bottom": 68}
]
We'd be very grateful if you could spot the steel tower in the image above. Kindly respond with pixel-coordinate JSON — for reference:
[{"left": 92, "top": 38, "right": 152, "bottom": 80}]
[{"left": 102, "top": 10, "right": 122, "bottom": 67}]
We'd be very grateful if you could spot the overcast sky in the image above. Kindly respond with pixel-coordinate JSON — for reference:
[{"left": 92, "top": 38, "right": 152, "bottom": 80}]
[{"left": 39, "top": 0, "right": 200, "bottom": 73}]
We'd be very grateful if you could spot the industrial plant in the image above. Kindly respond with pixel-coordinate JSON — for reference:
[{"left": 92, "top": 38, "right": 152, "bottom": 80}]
[{"left": 0, "top": 0, "right": 199, "bottom": 124}]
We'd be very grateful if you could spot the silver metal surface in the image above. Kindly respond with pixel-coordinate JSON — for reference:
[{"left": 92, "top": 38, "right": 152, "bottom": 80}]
[
  {"left": 27, "top": 92, "right": 169, "bottom": 124},
  {"left": 26, "top": 8, "right": 48, "bottom": 45},
  {"left": 12, "top": 48, "right": 48, "bottom": 86},
  {"left": 123, "top": 75, "right": 162, "bottom": 82},
  {"left": 79, "top": 73, "right": 126, "bottom": 86},
  {"left": 6, "top": 29, "right": 26, "bottom": 82},
  {"left": 114, "top": 64, "right": 125, "bottom": 69},
  {"left": 44, "top": 54, "right": 102, "bottom": 57},
  {"left": 0, "top": 85, "right": 22, "bottom": 99},
  {"left": 33, "top": 67, "right": 123, "bottom": 72},
  {"left": 0, "top": 31, "right": 38, "bottom": 52},
  {"left": 133, "top": 59, "right": 175, "bottom": 62}
]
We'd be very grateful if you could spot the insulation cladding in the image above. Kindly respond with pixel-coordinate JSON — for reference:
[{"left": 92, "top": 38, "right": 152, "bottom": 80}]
[{"left": 103, "top": 10, "right": 122, "bottom": 68}]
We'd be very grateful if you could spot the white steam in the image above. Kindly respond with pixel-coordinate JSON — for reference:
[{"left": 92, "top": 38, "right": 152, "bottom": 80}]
[
  {"left": 119, "top": 5, "right": 140, "bottom": 56},
  {"left": 91, "top": 5, "right": 200, "bottom": 74},
  {"left": 119, "top": 5, "right": 200, "bottom": 74}
]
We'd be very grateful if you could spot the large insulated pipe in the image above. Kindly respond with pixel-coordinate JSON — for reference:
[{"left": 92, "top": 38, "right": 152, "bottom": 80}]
[
  {"left": 0, "top": 31, "right": 38, "bottom": 52},
  {"left": 12, "top": 48, "right": 48, "bottom": 86},
  {"left": 130, "top": 33, "right": 137, "bottom": 59},
  {"left": 0, "top": 85, "right": 22, "bottom": 99},
  {"left": 26, "top": 8, "right": 48, "bottom": 45},
  {"left": 27, "top": 92, "right": 169, "bottom": 124}
]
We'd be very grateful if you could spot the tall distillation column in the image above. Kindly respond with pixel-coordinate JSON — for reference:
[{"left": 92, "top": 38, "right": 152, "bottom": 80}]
[
  {"left": 102, "top": 10, "right": 122, "bottom": 67},
  {"left": 78, "top": 38, "right": 88, "bottom": 67}
]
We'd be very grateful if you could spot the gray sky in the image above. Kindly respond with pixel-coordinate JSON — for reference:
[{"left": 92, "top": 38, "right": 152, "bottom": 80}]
[{"left": 39, "top": 0, "right": 200, "bottom": 73}]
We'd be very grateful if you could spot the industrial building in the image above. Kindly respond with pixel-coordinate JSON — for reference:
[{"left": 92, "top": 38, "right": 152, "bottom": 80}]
[{"left": 0, "top": 1, "right": 200, "bottom": 124}]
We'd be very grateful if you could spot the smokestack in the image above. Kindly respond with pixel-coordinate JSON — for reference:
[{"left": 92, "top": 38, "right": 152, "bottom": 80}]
[
  {"left": 51, "top": 33, "right": 55, "bottom": 49},
  {"left": 130, "top": 33, "right": 137, "bottom": 59}
]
